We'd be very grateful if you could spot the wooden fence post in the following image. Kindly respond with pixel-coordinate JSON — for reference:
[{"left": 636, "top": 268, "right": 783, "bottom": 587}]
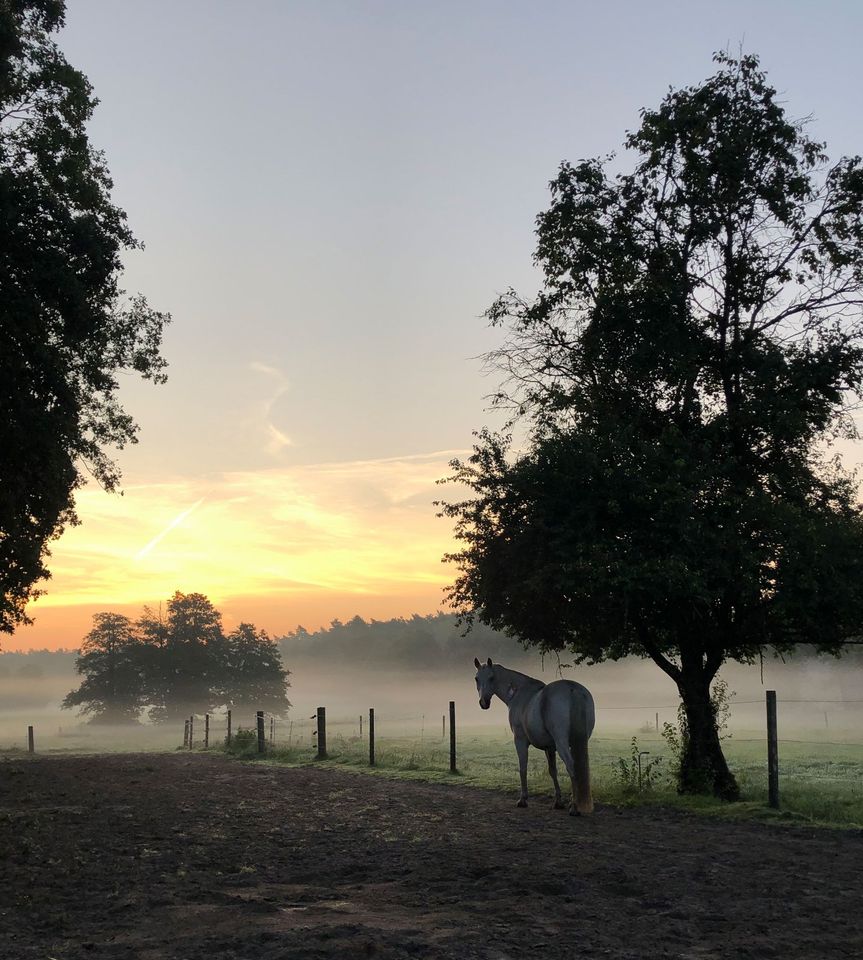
[
  {"left": 257, "top": 711, "right": 265, "bottom": 753},
  {"left": 183, "top": 719, "right": 189, "bottom": 749},
  {"left": 449, "top": 700, "right": 456, "bottom": 773},
  {"left": 270, "top": 715, "right": 275, "bottom": 745},
  {"left": 226, "top": 709, "right": 232, "bottom": 746},
  {"left": 28, "top": 726, "right": 34, "bottom": 754},
  {"left": 766, "top": 690, "right": 779, "bottom": 809},
  {"left": 204, "top": 714, "right": 209, "bottom": 749},
  {"left": 188, "top": 716, "right": 194, "bottom": 750},
  {"left": 359, "top": 714, "right": 363, "bottom": 739},
  {"left": 316, "top": 707, "right": 327, "bottom": 759},
  {"left": 442, "top": 714, "right": 445, "bottom": 740},
  {"left": 369, "top": 708, "right": 375, "bottom": 766}
]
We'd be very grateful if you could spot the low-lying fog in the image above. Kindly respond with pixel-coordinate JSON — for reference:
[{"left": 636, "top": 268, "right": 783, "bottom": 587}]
[{"left": 2, "top": 649, "right": 861, "bottom": 753}]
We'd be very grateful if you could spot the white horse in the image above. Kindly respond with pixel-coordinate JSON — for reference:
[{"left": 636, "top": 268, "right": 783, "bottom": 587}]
[{"left": 474, "top": 657, "right": 595, "bottom": 815}]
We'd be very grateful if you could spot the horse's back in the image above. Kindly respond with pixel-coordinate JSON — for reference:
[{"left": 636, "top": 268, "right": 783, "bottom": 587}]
[{"left": 540, "top": 679, "right": 595, "bottom": 739}]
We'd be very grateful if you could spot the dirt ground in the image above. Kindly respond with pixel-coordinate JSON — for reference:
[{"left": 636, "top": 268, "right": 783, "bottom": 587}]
[{"left": 0, "top": 753, "right": 861, "bottom": 960}]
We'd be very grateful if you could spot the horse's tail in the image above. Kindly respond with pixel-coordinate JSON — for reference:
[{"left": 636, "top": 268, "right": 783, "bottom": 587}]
[{"left": 570, "top": 692, "right": 594, "bottom": 815}]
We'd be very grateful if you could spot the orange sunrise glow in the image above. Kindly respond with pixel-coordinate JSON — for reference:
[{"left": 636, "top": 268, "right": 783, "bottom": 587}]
[{"left": 15, "top": 451, "right": 464, "bottom": 650}]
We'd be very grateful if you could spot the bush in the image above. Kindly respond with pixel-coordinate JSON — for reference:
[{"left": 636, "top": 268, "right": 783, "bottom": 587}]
[
  {"left": 613, "top": 736, "right": 663, "bottom": 794},
  {"left": 225, "top": 728, "right": 259, "bottom": 756}
]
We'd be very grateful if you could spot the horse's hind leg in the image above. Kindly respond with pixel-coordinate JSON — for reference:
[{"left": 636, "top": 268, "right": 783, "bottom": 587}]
[
  {"left": 557, "top": 734, "right": 594, "bottom": 816},
  {"left": 554, "top": 740, "right": 580, "bottom": 815},
  {"left": 573, "top": 737, "right": 594, "bottom": 814},
  {"left": 514, "top": 735, "right": 529, "bottom": 808},
  {"left": 545, "top": 748, "right": 565, "bottom": 809}
]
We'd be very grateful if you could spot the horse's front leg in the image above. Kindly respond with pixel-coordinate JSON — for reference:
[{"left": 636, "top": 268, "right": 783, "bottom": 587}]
[
  {"left": 545, "top": 748, "right": 565, "bottom": 809},
  {"left": 514, "top": 735, "right": 529, "bottom": 808}
]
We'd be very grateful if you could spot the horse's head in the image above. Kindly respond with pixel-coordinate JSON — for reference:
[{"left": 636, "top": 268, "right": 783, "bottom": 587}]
[{"left": 473, "top": 656, "right": 495, "bottom": 709}]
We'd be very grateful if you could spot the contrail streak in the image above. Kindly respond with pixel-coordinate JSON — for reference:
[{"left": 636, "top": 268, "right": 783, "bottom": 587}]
[{"left": 134, "top": 498, "right": 205, "bottom": 560}]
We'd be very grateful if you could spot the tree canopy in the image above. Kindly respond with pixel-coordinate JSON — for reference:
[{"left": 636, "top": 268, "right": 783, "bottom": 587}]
[
  {"left": 0, "top": 0, "right": 169, "bottom": 633},
  {"left": 441, "top": 53, "right": 863, "bottom": 798},
  {"left": 63, "top": 592, "right": 292, "bottom": 723}
]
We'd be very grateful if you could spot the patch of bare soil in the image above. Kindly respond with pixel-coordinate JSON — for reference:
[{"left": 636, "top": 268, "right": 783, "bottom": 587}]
[{"left": 0, "top": 753, "right": 861, "bottom": 959}]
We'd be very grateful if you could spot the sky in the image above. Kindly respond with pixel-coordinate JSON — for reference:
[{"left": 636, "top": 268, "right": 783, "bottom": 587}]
[{"left": 13, "top": 0, "right": 863, "bottom": 649}]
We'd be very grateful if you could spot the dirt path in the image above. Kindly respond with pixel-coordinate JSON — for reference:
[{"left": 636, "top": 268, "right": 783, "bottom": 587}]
[{"left": 0, "top": 753, "right": 860, "bottom": 959}]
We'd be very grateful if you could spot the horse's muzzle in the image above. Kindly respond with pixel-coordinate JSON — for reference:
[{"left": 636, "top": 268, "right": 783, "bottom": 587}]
[{"left": 479, "top": 697, "right": 490, "bottom": 710}]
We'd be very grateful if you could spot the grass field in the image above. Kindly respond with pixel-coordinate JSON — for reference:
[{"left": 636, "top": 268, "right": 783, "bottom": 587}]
[
  {"left": 222, "top": 724, "right": 863, "bottom": 830},
  {"left": 4, "top": 702, "right": 862, "bottom": 829}
]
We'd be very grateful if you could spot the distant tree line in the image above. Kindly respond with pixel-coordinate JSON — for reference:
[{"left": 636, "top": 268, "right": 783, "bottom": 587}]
[
  {"left": 277, "top": 613, "right": 536, "bottom": 669},
  {"left": 0, "top": 649, "right": 78, "bottom": 677},
  {"left": 5, "top": 613, "right": 856, "bottom": 690},
  {"left": 62, "top": 592, "right": 290, "bottom": 724}
]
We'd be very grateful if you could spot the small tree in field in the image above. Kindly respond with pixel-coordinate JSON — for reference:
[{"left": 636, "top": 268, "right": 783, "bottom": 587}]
[
  {"left": 441, "top": 53, "right": 863, "bottom": 799},
  {"left": 62, "top": 613, "right": 145, "bottom": 723}
]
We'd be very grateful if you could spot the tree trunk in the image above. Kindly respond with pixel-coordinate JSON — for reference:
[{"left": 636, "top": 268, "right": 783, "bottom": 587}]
[{"left": 677, "top": 671, "right": 739, "bottom": 801}]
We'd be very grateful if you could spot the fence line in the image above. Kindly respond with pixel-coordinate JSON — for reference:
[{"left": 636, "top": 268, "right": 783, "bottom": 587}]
[{"left": 12, "top": 695, "right": 863, "bottom": 815}]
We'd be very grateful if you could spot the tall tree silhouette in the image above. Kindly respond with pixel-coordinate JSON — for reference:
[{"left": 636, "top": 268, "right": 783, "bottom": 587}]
[
  {"left": 441, "top": 53, "right": 863, "bottom": 799},
  {"left": 0, "top": 1, "right": 169, "bottom": 634}
]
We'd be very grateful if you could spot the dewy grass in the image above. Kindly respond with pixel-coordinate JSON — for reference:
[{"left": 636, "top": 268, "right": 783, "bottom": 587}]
[
  {"left": 221, "top": 727, "right": 863, "bottom": 830},
  {"left": 10, "top": 716, "right": 858, "bottom": 829}
]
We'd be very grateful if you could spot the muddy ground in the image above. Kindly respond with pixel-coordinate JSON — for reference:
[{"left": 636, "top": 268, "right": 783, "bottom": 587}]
[{"left": 0, "top": 753, "right": 860, "bottom": 959}]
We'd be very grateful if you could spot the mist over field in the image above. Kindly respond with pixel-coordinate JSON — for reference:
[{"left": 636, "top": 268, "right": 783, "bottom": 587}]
[{"left": 3, "top": 626, "right": 862, "bottom": 753}]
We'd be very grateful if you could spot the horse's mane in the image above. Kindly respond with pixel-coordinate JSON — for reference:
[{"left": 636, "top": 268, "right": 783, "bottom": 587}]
[{"left": 494, "top": 663, "right": 546, "bottom": 689}]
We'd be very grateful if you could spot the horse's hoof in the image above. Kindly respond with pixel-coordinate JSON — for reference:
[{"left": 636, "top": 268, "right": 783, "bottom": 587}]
[
  {"left": 553, "top": 799, "right": 566, "bottom": 810},
  {"left": 568, "top": 804, "right": 580, "bottom": 817},
  {"left": 516, "top": 798, "right": 528, "bottom": 808}
]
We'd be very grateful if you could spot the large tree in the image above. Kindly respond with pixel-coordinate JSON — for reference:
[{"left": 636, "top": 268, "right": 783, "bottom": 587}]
[
  {"left": 441, "top": 53, "right": 863, "bottom": 799},
  {"left": 62, "top": 612, "right": 145, "bottom": 723},
  {"left": 0, "top": 1, "right": 169, "bottom": 633}
]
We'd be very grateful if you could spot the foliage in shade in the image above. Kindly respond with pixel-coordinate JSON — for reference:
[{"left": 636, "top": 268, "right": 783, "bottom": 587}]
[
  {"left": 0, "top": 0, "right": 170, "bottom": 634},
  {"left": 440, "top": 53, "right": 863, "bottom": 799}
]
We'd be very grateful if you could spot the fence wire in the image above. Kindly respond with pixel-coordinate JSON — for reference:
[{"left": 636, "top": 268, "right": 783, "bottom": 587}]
[{"left": 173, "top": 697, "right": 863, "bottom": 805}]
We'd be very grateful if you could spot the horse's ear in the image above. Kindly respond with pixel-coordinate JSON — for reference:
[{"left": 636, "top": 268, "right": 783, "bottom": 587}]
[
  {"left": 474, "top": 657, "right": 481, "bottom": 670},
  {"left": 486, "top": 657, "right": 493, "bottom": 668}
]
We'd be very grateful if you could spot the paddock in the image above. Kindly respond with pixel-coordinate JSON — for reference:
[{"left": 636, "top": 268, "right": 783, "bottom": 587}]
[{"left": 1, "top": 753, "right": 860, "bottom": 959}]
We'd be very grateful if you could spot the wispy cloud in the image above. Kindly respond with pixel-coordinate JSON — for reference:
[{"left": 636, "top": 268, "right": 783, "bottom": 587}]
[{"left": 249, "top": 361, "right": 292, "bottom": 454}]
